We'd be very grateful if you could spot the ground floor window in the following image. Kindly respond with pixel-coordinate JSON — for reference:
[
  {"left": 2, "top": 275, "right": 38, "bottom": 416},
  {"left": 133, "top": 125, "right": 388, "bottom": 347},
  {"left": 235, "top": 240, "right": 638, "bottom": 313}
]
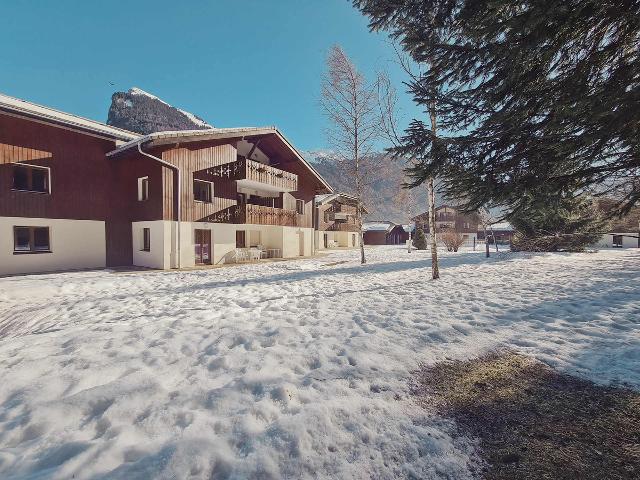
[
  {"left": 352, "top": 234, "right": 356, "bottom": 246},
  {"left": 13, "top": 226, "right": 50, "bottom": 253},
  {"left": 612, "top": 235, "right": 623, "bottom": 248},
  {"left": 142, "top": 228, "right": 151, "bottom": 251}
]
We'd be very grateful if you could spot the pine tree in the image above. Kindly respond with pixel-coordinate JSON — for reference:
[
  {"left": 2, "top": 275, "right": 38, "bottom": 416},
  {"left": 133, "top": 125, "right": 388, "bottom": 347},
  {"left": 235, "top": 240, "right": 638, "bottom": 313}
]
[
  {"left": 413, "top": 227, "right": 428, "bottom": 250},
  {"left": 509, "top": 191, "right": 608, "bottom": 252},
  {"left": 353, "top": 0, "right": 640, "bottom": 216}
]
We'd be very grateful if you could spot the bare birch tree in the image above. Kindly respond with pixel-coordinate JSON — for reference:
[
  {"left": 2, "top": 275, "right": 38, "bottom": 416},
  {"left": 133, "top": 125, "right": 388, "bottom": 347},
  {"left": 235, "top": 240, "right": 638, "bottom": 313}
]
[
  {"left": 321, "top": 45, "right": 381, "bottom": 264},
  {"left": 378, "top": 62, "right": 440, "bottom": 279}
]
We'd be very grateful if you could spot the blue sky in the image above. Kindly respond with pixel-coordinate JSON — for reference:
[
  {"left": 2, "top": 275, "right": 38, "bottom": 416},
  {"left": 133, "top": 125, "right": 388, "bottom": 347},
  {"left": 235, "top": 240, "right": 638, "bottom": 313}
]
[{"left": 0, "top": 0, "right": 420, "bottom": 151}]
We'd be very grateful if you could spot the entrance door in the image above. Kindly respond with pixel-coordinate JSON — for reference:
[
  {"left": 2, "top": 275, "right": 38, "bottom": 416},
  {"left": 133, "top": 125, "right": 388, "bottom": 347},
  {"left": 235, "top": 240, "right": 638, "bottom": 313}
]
[{"left": 194, "top": 229, "right": 212, "bottom": 264}]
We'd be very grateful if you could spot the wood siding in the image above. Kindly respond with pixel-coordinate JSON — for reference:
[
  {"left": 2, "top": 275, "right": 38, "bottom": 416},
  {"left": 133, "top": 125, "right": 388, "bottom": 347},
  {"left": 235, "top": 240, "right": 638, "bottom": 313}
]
[
  {"left": 155, "top": 139, "right": 316, "bottom": 227},
  {"left": 0, "top": 113, "right": 169, "bottom": 266}
]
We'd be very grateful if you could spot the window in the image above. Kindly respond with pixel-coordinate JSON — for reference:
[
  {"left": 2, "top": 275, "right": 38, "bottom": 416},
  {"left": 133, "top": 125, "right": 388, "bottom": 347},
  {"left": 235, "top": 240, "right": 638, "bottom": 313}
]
[
  {"left": 13, "top": 226, "right": 50, "bottom": 253},
  {"left": 296, "top": 199, "right": 305, "bottom": 215},
  {"left": 193, "top": 179, "right": 213, "bottom": 203},
  {"left": 142, "top": 228, "right": 151, "bottom": 251},
  {"left": 138, "top": 177, "right": 149, "bottom": 201},
  {"left": 12, "top": 165, "right": 50, "bottom": 193},
  {"left": 612, "top": 235, "right": 623, "bottom": 248}
]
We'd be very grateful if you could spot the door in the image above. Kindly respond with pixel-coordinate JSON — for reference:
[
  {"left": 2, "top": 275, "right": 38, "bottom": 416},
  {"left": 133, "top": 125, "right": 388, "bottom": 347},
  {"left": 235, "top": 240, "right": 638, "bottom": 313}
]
[
  {"left": 323, "top": 233, "right": 328, "bottom": 249},
  {"left": 194, "top": 229, "right": 211, "bottom": 264}
]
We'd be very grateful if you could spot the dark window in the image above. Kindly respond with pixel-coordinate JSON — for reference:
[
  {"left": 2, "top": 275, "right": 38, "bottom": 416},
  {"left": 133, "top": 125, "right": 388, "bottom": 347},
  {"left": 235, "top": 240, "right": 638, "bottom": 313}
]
[
  {"left": 12, "top": 165, "right": 49, "bottom": 193},
  {"left": 236, "top": 230, "right": 246, "bottom": 248},
  {"left": 142, "top": 228, "right": 151, "bottom": 251},
  {"left": 296, "top": 199, "right": 304, "bottom": 215},
  {"left": 13, "top": 226, "right": 50, "bottom": 253},
  {"left": 193, "top": 180, "right": 213, "bottom": 203},
  {"left": 612, "top": 235, "right": 623, "bottom": 248}
]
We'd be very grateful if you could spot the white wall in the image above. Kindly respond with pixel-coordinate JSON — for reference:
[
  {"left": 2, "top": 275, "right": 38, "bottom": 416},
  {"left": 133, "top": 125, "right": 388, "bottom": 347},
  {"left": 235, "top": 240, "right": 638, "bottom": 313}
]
[
  {"left": 0, "top": 216, "right": 106, "bottom": 276},
  {"left": 132, "top": 220, "right": 173, "bottom": 269},
  {"left": 593, "top": 233, "right": 638, "bottom": 249},
  {"left": 316, "top": 230, "right": 361, "bottom": 250}
]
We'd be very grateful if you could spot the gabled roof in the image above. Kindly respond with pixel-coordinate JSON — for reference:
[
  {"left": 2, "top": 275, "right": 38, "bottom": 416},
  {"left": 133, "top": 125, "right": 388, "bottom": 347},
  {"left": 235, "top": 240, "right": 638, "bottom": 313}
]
[
  {"left": 315, "top": 192, "right": 368, "bottom": 213},
  {"left": 107, "top": 127, "right": 333, "bottom": 192},
  {"left": 362, "top": 221, "right": 396, "bottom": 232},
  {"left": 0, "top": 92, "right": 139, "bottom": 142}
]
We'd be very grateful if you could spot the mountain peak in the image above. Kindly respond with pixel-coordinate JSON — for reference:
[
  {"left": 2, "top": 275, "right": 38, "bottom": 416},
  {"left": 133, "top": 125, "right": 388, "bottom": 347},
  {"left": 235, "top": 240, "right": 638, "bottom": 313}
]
[{"left": 107, "top": 88, "right": 212, "bottom": 135}]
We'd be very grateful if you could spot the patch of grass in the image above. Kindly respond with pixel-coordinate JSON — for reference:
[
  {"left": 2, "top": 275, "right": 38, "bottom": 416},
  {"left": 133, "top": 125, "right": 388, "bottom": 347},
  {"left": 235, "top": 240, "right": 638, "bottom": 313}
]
[{"left": 413, "top": 351, "right": 640, "bottom": 479}]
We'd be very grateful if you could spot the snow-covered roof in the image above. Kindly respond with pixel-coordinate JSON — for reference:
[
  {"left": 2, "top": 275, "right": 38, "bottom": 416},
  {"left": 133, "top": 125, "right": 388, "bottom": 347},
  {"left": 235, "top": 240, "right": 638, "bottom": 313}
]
[
  {"left": 489, "top": 222, "right": 514, "bottom": 232},
  {"left": 315, "top": 192, "right": 367, "bottom": 212},
  {"left": 107, "top": 127, "right": 333, "bottom": 192},
  {"left": 402, "top": 224, "right": 415, "bottom": 233},
  {"left": 362, "top": 221, "right": 395, "bottom": 232},
  {"left": 0, "top": 92, "right": 140, "bottom": 142}
]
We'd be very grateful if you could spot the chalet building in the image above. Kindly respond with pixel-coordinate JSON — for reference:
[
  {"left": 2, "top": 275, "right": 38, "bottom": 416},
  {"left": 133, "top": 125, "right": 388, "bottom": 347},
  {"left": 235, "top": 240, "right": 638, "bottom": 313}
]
[
  {"left": 362, "top": 221, "right": 410, "bottom": 245},
  {"left": 314, "top": 193, "right": 363, "bottom": 250},
  {"left": 412, "top": 205, "right": 479, "bottom": 246},
  {"left": 477, "top": 222, "right": 516, "bottom": 245},
  {"left": 0, "top": 93, "right": 331, "bottom": 275}
]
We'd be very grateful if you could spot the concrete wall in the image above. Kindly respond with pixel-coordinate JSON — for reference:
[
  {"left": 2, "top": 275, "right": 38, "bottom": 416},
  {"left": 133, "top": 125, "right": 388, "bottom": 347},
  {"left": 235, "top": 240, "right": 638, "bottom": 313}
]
[
  {"left": 0, "top": 216, "right": 106, "bottom": 275},
  {"left": 593, "top": 233, "right": 638, "bottom": 249},
  {"left": 316, "top": 230, "right": 360, "bottom": 250},
  {"left": 132, "top": 220, "right": 172, "bottom": 269}
]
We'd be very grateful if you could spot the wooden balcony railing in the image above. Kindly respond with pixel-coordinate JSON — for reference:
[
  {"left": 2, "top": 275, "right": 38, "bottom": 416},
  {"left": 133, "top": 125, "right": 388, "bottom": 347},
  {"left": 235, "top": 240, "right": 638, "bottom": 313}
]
[
  {"left": 327, "top": 222, "right": 360, "bottom": 232},
  {"left": 335, "top": 204, "right": 357, "bottom": 215},
  {"left": 206, "top": 158, "right": 298, "bottom": 191},
  {"left": 207, "top": 204, "right": 308, "bottom": 227}
]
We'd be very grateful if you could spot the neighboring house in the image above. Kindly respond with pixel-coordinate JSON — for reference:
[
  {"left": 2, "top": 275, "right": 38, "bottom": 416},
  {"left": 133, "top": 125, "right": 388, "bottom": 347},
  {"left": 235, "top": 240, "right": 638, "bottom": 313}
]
[
  {"left": 362, "top": 221, "right": 409, "bottom": 245},
  {"left": 592, "top": 199, "right": 640, "bottom": 249},
  {"left": 412, "top": 205, "right": 479, "bottom": 246},
  {"left": 314, "top": 193, "right": 364, "bottom": 250},
  {"left": 477, "top": 222, "right": 516, "bottom": 245},
  {"left": 0, "top": 93, "right": 332, "bottom": 275}
]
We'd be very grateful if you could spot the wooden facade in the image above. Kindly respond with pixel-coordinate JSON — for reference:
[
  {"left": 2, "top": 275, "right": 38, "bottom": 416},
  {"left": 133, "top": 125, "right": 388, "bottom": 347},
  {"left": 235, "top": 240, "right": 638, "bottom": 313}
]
[
  {"left": 413, "top": 205, "right": 480, "bottom": 234},
  {"left": 316, "top": 195, "right": 360, "bottom": 233}
]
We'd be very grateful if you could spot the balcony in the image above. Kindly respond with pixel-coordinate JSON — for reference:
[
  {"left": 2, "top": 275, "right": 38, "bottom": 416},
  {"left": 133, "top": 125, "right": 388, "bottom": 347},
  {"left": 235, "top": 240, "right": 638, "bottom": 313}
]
[
  {"left": 208, "top": 204, "right": 308, "bottom": 227},
  {"left": 327, "top": 223, "right": 360, "bottom": 232},
  {"left": 208, "top": 158, "right": 298, "bottom": 192}
]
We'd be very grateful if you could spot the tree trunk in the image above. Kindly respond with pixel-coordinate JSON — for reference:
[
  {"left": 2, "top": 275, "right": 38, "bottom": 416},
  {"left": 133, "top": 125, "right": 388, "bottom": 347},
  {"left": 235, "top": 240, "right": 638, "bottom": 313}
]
[
  {"left": 357, "top": 208, "right": 366, "bottom": 264},
  {"left": 428, "top": 99, "right": 440, "bottom": 280},
  {"left": 484, "top": 226, "right": 490, "bottom": 258}
]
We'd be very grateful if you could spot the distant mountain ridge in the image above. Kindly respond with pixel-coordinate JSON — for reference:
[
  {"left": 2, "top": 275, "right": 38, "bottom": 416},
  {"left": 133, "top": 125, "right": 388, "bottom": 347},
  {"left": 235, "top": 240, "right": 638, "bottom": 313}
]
[
  {"left": 305, "top": 151, "right": 439, "bottom": 224},
  {"left": 107, "top": 87, "right": 212, "bottom": 135}
]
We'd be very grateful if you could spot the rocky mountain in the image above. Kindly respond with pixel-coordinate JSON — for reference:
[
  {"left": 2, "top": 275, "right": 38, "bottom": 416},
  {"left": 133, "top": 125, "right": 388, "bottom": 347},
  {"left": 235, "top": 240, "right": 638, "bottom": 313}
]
[
  {"left": 107, "top": 87, "right": 212, "bottom": 135},
  {"left": 306, "top": 151, "right": 438, "bottom": 224}
]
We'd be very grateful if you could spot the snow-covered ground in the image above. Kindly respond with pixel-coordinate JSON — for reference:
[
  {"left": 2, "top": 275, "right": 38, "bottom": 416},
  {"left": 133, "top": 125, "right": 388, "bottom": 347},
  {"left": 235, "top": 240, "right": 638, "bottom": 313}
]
[{"left": 0, "top": 247, "right": 638, "bottom": 479}]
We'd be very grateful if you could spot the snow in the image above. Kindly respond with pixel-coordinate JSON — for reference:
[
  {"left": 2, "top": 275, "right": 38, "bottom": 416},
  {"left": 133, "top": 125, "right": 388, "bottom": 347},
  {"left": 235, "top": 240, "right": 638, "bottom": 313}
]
[
  {"left": 128, "top": 87, "right": 170, "bottom": 105},
  {"left": 362, "top": 222, "right": 394, "bottom": 232},
  {"left": 0, "top": 247, "right": 638, "bottom": 479},
  {"left": 177, "top": 108, "right": 213, "bottom": 129}
]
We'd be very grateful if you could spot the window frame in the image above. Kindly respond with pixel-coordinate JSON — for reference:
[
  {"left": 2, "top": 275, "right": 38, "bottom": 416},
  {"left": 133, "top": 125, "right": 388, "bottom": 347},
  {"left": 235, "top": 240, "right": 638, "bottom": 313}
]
[
  {"left": 193, "top": 179, "right": 214, "bottom": 203},
  {"left": 296, "top": 199, "right": 305, "bottom": 215},
  {"left": 12, "top": 163, "right": 51, "bottom": 194},
  {"left": 13, "top": 226, "right": 51, "bottom": 254},
  {"left": 138, "top": 176, "right": 149, "bottom": 202}
]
